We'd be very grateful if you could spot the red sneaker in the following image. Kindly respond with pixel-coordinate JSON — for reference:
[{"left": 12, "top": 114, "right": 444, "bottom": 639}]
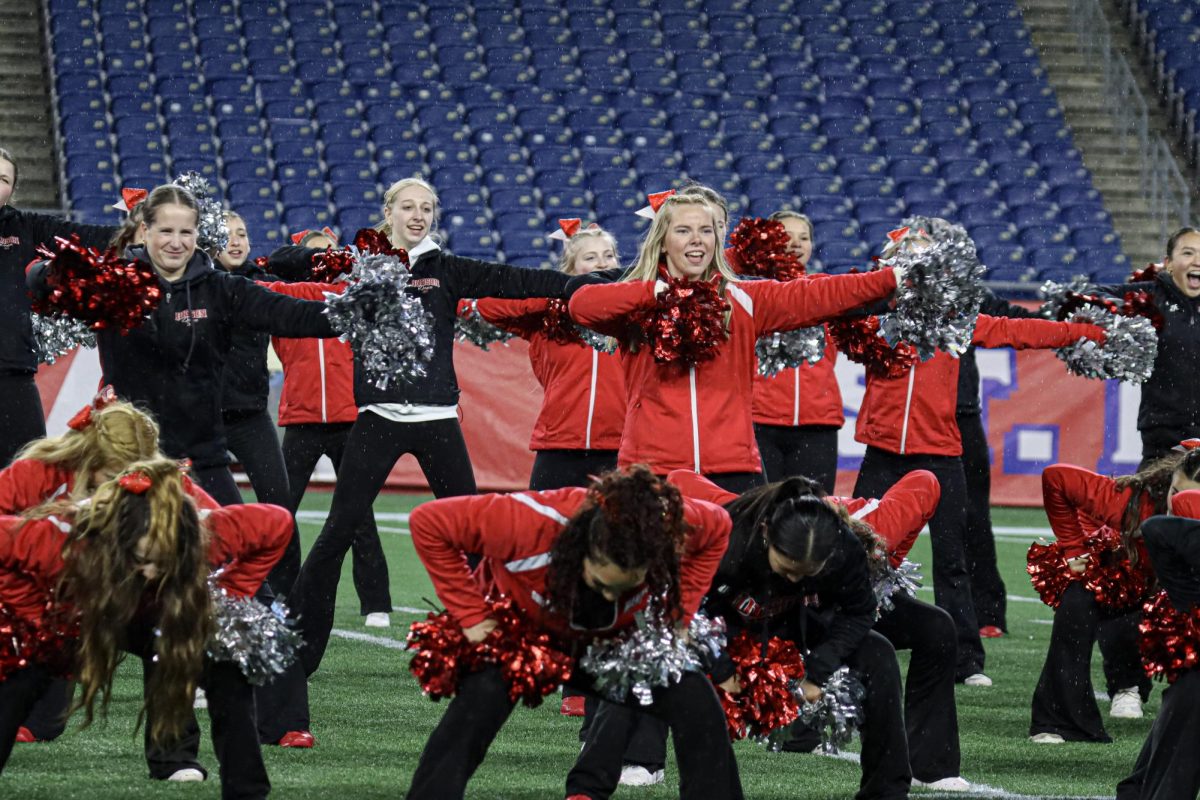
[
  {"left": 278, "top": 731, "right": 316, "bottom": 748},
  {"left": 566, "top": 796, "right": 592, "bottom": 799},
  {"left": 560, "top": 696, "right": 586, "bottom": 717},
  {"left": 15, "top": 726, "right": 36, "bottom": 743},
  {"left": 979, "top": 625, "right": 1005, "bottom": 639}
]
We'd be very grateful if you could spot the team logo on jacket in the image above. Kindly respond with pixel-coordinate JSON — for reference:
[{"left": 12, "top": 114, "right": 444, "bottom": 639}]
[
  {"left": 174, "top": 308, "right": 209, "bottom": 324},
  {"left": 410, "top": 277, "right": 440, "bottom": 292},
  {"left": 0, "top": 235, "right": 18, "bottom": 249},
  {"left": 733, "top": 591, "right": 802, "bottom": 621}
]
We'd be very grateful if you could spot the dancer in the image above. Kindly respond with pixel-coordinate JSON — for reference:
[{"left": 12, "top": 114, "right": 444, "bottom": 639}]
[
  {"left": 1029, "top": 450, "right": 1200, "bottom": 743},
  {"left": 0, "top": 457, "right": 292, "bottom": 800},
  {"left": 292, "top": 177, "right": 572, "bottom": 673},
  {"left": 405, "top": 466, "right": 742, "bottom": 800}
]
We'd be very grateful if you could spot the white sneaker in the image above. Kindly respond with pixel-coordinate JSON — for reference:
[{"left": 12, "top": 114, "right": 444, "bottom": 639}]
[
  {"left": 1110, "top": 688, "right": 1144, "bottom": 719},
  {"left": 364, "top": 612, "right": 390, "bottom": 628},
  {"left": 619, "top": 766, "right": 665, "bottom": 786},
  {"left": 193, "top": 688, "right": 207, "bottom": 710},
  {"left": 963, "top": 673, "right": 992, "bottom": 687},
  {"left": 167, "top": 768, "right": 206, "bottom": 782},
  {"left": 1029, "top": 732, "right": 1065, "bottom": 744},
  {"left": 919, "top": 776, "right": 971, "bottom": 792}
]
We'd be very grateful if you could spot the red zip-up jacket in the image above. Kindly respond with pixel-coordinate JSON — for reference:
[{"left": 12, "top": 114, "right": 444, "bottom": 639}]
[
  {"left": 0, "top": 502, "right": 292, "bottom": 624},
  {"left": 409, "top": 488, "right": 731, "bottom": 638},
  {"left": 667, "top": 468, "right": 940, "bottom": 566},
  {"left": 752, "top": 331, "right": 844, "bottom": 427},
  {"left": 0, "top": 458, "right": 220, "bottom": 514},
  {"left": 856, "top": 315, "right": 1105, "bottom": 457},
  {"left": 266, "top": 281, "right": 358, "bottom": 425},
  {"left": 569, "top": 269, "right": 897, "bottom": 474},
  {"left": 475, "top": 298, "right": 626, "bottom": 451},
  {"left": 1041, "top": 464, "right": 1158, "bottom": 560}
]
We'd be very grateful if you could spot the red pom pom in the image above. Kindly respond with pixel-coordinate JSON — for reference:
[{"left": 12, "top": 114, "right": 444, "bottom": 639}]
[
  {"left": 310, "top": 248, "right": 357, "bottom": 284},
  {"left": 1053, "top": 288, "right": 1164, "bottom": 333},
  {"left": 1129, "top": 262, "right": 1163, "bottom": 283},
  {"left": 827, "top": 315, "right": 917, "bottom": 379},
  {"left": 1121, "top": 290, "right": 1165, "bottom": 332},
  {"left": 33, "top": 236, "right": 163, "bottom": 333},
  {"left": 353, "top": 229, "right": 410, "bottom": 263},
  {"left": 727, "top": 218, "right": 806, "bottom": 282},
  {"left": 1026, "top": 540, "right": 1074, "bottom": 608},
  {"left": 632, "top": 274, "right": 730, "bottom": 367},
  {"left": 541, "top": 299, "right": 583, "bottom": 345},
  {"left": 717, "top": 632, "right": 806, "bottom": 741},
  {"left": 406, "top": 599, "right": 573, "bottom": 707},
  {"left": 1026, "top": 528, "right": 1153, "bottom": 611},
  {"left": 1139, "top": 590, "right": 1200, "bottom": 684},
  {"left": 0, "top": 599, "right": 80, "bottom": 682}
]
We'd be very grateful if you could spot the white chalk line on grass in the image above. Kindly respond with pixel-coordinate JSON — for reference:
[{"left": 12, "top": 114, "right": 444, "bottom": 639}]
[{"left": 328, "top": 629, "right": 409, "bottom": 650}]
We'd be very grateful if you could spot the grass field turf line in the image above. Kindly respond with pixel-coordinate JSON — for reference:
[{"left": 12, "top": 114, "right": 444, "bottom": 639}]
[{"left": 2, "top": 497, "right": 1155, "bottom": 798}]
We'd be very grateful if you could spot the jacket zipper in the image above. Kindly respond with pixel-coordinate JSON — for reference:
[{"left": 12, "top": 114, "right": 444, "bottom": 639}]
[
  {"left": 317, "top": 339, "right": 327, "bottom": 423},
  {"left": 899, "top": 365, "right": 916, "bottom": 455},
  {"left": 585, "top": 349, "right": 598, "bottom": 450},
  {"left": 690, "top": 366, "right": 700, "bottom": 472}
]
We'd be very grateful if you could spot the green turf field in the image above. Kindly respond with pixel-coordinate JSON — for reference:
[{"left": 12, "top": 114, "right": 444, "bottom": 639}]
[{"left": 3, "top": 496, "right": 1149, "bottom": 798}]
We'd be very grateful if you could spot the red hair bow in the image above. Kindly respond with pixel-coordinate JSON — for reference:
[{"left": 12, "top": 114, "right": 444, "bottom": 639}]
[
  {"left": 118, "top": 471, "right": 152, "bottom": 494},
  {"left": 1176, "top": 439, "right": 1200, "bottom": 452},
  {"left": 111, "top": 188, "right": 147, "bottom": 213},
  {"left": 291, "top": 226, "right": 337, "bottom": 245},
  {"left": 66, "top": 385, "right": 118, "bottom": 431},
  {"left": 887, "top": 226, "right": 910, "bottom": 243},
  {"left": 635, "top": 190, "right": 677, "bottom": 220},
  {"left": 548, "top": 218, "right": 582, "bottom": 242}
]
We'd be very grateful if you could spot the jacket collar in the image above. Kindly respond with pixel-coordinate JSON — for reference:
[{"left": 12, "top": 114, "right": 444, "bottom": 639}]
[{"left": 408, "top": 236, "right": 440, "bottom": 262}]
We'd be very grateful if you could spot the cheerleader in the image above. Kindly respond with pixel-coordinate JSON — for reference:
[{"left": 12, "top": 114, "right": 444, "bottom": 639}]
[
  {"left": 1030, "top": 450, "right": 1200, "bottom": 743},
  {"left": 851, "top": 221, "right": 1106, "bottom": 685},
  {"left": 0, "top": 457, "right": 292, "bottom": 800},
  {"left": 475, "top": 221, "right": 626, "bottom": 490},
  {"left": 0, "top": 148, "right": 115, "bottom": 465},
  {"left": 749, "top": 211, "right": 844, "bottom": 492},
  {"left": 405, "top": 466, "right": 742, "bottom": 800},
  {"left": 26, "top": 184, "right": 338, "bottom": 505},
  {"left": 291, "top": 177, "right": 571, "bottom": 674},
  {"left": 566, "top": 192, "right": 901, "bottom": 493},
  {"left": 1115, "top": 490, "right": 1200, "bottom": 800}
]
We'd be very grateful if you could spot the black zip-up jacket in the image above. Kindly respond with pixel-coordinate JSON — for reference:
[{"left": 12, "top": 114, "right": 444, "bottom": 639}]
[
  {"left": 0, "top": 205, "right": 114, "bottom": 375},
  {"left": 1094, "top": 272, "right": 1200, "bottom": 435},
  {"left": 273, "top": 239, "right": 570, "bottom": 407},
  {"left": 220, "top": 260, "right": 280, "bottom": 414},
  {"left": 1142, "top": 514, "right": 1200, "bottom": 611},
  {"left": 705, "top": 523, "right": 877, "bottom": 685},
  {"left": 956, "top": 289, "right": 1038, "bottom": 417},
  {"left": 28, "top": 248, "right": 334, "bottom": 468}
]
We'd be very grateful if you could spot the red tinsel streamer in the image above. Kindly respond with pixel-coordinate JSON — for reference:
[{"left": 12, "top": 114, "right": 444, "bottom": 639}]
[
  {"left": 1139, "top": 590, "right": 1200, "bottom": 684},
  {"left": 541, "top": 298, "right": 583, "bottom": 345},
  {"left": 631, "top": 275, "right": 730, "bottom": 366},
  {"left": 254, "top": 256, "right": 270, "bottom": 270},
  {"left": 827, "top": 316, "right": 918, "bottom": 379},
  {"left": 715, "top": 632, "right": 806, "bottom": 741},
  {"left": 1121, "top": 290, "right": 1165, "bottom": 332},
  {"left": 1129, "top": 263, "right": 1163, "bottom": 283},
  {"left": 1026, "top": 528, "right": 1153, "bottom": 611},
  {"left": 309, "top": 247, "right": 357, "bottom": 284},
  {"left": 354, "top": 228, "right": 410, "bottom": 263},
  {"left": 33, "top": 236, "right": 162, "bottom": 332},
  {"left": 0, "top": 598, "right": 80, "bottom": 682},
  {"left": 727, "top": 218, "right": 806, "bottom": 282},
  {"left": 406, "top": 598, "right": 573, "bottom": 707},
  {"left": 1053, "top": 289, "right": 1164, "bottom": 334}
]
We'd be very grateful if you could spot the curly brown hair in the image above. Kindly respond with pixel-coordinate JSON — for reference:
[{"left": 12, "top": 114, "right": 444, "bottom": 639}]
[
  {"left": 544, "top": 465, "right": 687, "bottom": 623},
  {"left": 58, "top": 458, "right": 213, "bottom": 743},
  {"left": 1113, "top": 449, "right": 1200, "bottom": 562}
]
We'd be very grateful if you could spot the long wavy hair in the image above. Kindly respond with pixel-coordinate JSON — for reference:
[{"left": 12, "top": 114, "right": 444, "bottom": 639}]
[
  {"left": 17, "top": 400, "right": 161, "bottom": 502},
  {"left": 544, "top": 466, "right": 687, "bottom": 623},
  {"left": 1113, "top": 449, "right": 1200, "bottom": 561},
  {"left": 55, "top": 458, "right": 213, "bottom": 743},
  {"left": 622, "top": 194, "right": 739, "bottom": 287}
]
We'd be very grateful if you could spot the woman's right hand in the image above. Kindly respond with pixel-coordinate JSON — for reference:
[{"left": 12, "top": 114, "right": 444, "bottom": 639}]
[
  {"left": 1067, "top": 554, "right": 1090, "bottom": 574},
  {"left": 462, "top": 618, "right": 499, "bottom": 643},
  {"left": 654, "top": 279, "right": 668, "bottom": 296},
  {"left": 718, "top": 675, "right": 742, "bottom": 695}
]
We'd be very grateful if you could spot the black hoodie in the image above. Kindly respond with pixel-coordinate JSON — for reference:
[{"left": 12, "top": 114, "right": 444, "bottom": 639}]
[
  {"left": 220, "top": 260, "right": 280, "bottom": 414},
  {"left": 28, "top": 247, "right": 334, "bottom": 467},
  {"left": 0, "top": 205, "right": 114, "bottom": 375},
  {"left": 1142, "top": 514, "right": 1200, "bottom": 612}
]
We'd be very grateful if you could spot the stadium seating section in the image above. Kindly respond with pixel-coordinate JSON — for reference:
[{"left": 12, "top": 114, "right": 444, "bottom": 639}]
[
  {"left": 1129, "top": 0, "right": 1200, "bottom": 166},
  {"left": 47, "top": 0, "right": 1130, "bottom": 282}
]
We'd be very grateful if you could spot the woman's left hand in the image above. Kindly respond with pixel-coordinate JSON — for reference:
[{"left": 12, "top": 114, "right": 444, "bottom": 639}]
[{"left": 797, "top": 679, "right": 823, "bottom": 704}]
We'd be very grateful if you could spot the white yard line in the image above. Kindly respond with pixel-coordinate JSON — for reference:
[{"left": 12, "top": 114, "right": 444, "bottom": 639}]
[{"left": 329, "top": 629, "right": 409, "bottom": 650}]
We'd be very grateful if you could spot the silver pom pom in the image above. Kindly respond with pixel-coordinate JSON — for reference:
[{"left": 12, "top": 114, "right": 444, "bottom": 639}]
[
  {"left": 797, "top": 666, "right": 866, "bottom": 754},
  {"left": 173, "top": 171, "right": 229, "bottom": 253},
  {"left": 579, "top": 613, "right": 725, "bottom": 706},
  {"left": 31, "top": 313, "right": 94, "bottom": 364},
  {"left": 873, "top": 559, "right": 923, "bottom": 614},
  {"left": 455, "top": 300, "right": 514, "bottom": 351},
  {"left": 756, "top": 327, "right": 826, "bottom": 377},
  {"left": 1054, "top": 305, "right": 1158, "bottom": 384},
  {"left": 878, "top": 217, "right": 986, "bottom": 360},
  {"left": 1037, "top": 276, "right": 1091, "bottom": 320},
  {"left": 323, "top": 252, "right": 435, "bottom": 390},
  {"left": 207, "top": 579, "right": 302, "bottom": 686},
  {"left": 578, "top": 326, "right": 618, "bottom": 354}
]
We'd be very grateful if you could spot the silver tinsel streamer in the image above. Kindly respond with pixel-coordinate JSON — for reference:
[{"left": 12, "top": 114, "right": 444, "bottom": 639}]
[
  {"left": 579, "top": 613, "right": 725, "bottom": 706},
  {"left": 31, "top": 313, "right": 94, "bottom": 364},
  {"left": 578, "top": 326, "right": 618, "bottom": 354},
  {"left": 756, "top": 327, "right": 826, "bottom": 377},
  {"left": 873, "top": 559, "right": 923, "bottom": 615},
  {"left": 877, "top": 217, "right": 986, "bottom": 360},
  {"left": 1037, "top": 276, "right": 1092, "bottom": 320},
  {"left": 207, "top": 578, "right": 302, "bottom": 686},
  {"left": 797, "top": 666, "right": 866, "bottom": 754},
  {"left": 323, "top": 252, "right": 435, "bottom": 390},
  {"left": 455, "top": 300, "right": 514, "bottom": 351},
  {"left": 172, "top": 171, "right": 229, "bottom": 253},
  {"left": 1054, "top": 304, "right": 1158, "bottom": 384}
]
